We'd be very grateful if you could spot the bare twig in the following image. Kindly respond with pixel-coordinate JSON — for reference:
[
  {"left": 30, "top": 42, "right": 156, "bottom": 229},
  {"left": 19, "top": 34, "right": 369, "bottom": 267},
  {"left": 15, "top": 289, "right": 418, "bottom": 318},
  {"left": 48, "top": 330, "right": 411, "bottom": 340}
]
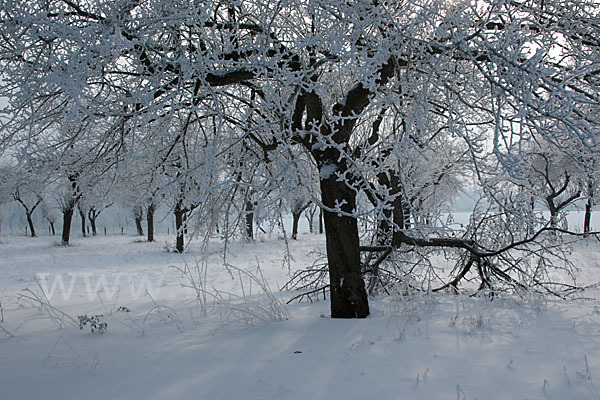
[{"left": 286, "top": 285, "right": 330, "bottom": 304}]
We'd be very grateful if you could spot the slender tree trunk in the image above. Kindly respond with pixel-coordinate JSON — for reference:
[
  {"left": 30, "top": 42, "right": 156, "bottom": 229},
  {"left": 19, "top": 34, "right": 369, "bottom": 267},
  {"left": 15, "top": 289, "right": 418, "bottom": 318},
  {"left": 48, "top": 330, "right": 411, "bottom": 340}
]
[
  {"left": 376, "top": 215, "right": 391, "bottom": 246},
  {"left": 147, "top": 203, "right": 156, "bottom": 242},
  {"left": 79, "top": 207, "right": 87, "bottom": 238},
  {"left": 90, "top": 217, "right": 97, "bottom": 236},
  {"left": 135, "top": 216, "right": 144, "bottom": 236},
  {"left": 391, "top": 199, "right": 410, "bottom": 247},
  {"left": 371, "top": 173, "right": 409, "bottom": 247},
  {"left": 14, "top": 194, "right": 42, "bottom": 238},
  {"left": 320, "top": 175, "right": 369, "bottom": 318},
  {"left": 25, "top": 213, "right": 36, "bottom": 238},
  {"left": 292, "top": 211, "right": 301, "bottom": 240},
  {"left": 584, "top": 198, "right": 592, "bottom": 234},
  {"left": 174, "top": 202, "right": 186, "bottom": 253},
  {"left": 62, "top": 176, "right": 80, "bottom": 245},
  {"left": 245, "top": 200, "right": 254, "bottom": 240},
  {"left": 546, "top": 197, "right": 559, "bottom": 229},
  {"left": 375, "top": 204, "right": 406, "bottom": 246},
  {"left": 305, "top": 206, "right": 316, "bottom": 234},
  {"left": 49, "top": 221, "right": 56, "bottom": 236},
  {"left": 62, "top": 205, "right": 74, "bottom": 245},
  {"left": 88, "top": 208, "right": 99, "bottom": 236},
  {"left": 319, "top": 208, "right": 323, "bottom": 235}
]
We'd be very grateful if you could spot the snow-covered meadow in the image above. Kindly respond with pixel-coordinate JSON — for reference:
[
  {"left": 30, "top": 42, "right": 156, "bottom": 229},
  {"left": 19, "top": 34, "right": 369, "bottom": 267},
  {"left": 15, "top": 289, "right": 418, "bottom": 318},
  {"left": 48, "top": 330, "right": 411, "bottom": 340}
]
[{"left": 1, "top": 217, "right": 600, "bottom": 400}]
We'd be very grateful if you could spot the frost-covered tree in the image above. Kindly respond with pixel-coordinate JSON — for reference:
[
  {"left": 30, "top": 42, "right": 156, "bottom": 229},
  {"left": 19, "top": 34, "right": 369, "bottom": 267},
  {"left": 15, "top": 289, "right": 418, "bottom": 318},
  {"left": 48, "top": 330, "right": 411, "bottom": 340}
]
[
  {"left": 529, "top": 150, "right": 582, "bottom": 229},
  {"left": 45, "top": 117, "right": 122, "bottom": 244},
  {"left": 41, "top": 195, "right": 61, "bottom": 236},
  {"left": 1, "top": 0, "right": 598, "bottom": 317},
  {"left": 7, "top": 165, "right": 46, "bottom": 237}
]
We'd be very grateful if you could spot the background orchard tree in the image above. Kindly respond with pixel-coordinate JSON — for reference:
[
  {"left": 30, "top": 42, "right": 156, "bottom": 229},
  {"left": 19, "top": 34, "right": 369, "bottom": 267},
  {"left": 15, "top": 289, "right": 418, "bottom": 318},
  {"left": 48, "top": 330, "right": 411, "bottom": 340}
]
[
  {"left": 584, "top": 178, "right": 599, "bottom": 234},
  {"left": 46, "top": 118, "right": 124, "bottom": 244},
  {"left": 277, "top": 148, "right": 320, "bottom": 241},
  {"left": 41, "top": 195, "right": 61, "bottom": 236},
  {"left": 8, "top": 165, "right": 46, "bottom": 238},
  {"left": 580, "top": 146, "right": 600, "bottom": 234},
  {"left": 79, "top": 173, "right": 115, "bottom": 237},
  {"left": 125, "top": 137, "right": 168, "bottom": 243},
  {"left": 0, "top": 165, "right": 16, "bottom": 236}
]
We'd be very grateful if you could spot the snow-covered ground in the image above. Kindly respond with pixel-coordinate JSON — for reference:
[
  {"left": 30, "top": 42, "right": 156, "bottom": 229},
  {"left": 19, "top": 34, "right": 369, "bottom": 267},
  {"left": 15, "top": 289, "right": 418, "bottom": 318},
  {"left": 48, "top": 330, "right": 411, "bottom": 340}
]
[{"left": 1, "top": 229, "right": 600, "bottom": 400}]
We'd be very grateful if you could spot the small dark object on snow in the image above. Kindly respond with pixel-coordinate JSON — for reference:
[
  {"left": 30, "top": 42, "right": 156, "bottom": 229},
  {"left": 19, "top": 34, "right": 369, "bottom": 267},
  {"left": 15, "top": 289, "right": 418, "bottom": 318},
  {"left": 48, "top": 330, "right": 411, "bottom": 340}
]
[
  {"left": 78, "top": 314, "right": 107, "bottom": 334},
  {"left": 293, "top": 350, "right": 302, "bottom": 354}
]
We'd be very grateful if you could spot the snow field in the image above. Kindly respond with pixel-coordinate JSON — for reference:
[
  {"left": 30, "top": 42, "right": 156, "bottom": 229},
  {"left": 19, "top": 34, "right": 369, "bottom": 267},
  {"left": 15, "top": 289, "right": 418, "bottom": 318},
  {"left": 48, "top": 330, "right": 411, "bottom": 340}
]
[{"left": 0, "top": 233, "right": 600, "bottom": 399}]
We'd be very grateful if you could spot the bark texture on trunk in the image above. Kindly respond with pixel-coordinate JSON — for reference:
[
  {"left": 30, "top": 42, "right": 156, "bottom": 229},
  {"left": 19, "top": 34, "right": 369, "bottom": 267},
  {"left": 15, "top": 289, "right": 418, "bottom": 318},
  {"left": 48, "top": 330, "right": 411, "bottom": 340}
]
[
  {"left": 88, "top": 207, "right": 101, "bottom": 236},
  {"left": 135, "top": 216, "right": 144, "bottom": 236},
  {"left": 174, "top": 202, "right": 186, "bottom": 253},
  {"left": 320, "top": 176, "right": 369, "bottom": 318},
  {"left": 61, "top": 177, "right": 80, "bottom": 245},
  {"left": 289, "top": 58, "right": 395, "bottom": 318},
  {"left": 62, "top": 206, "right": 74, "bottom": 245},
  {"left": 244, "top": 199, "right": 254, "bottom": 240},
  {"left": 584, "top": 198, "right": 592, "bottom": 234},
  {"left": 319, "top": 208, "right": 323, "bottom": 234},
  {"left": 26, "top": 214, "right": 36, "bottom": 238},
  {"left": 79, "top": 208, "right": 87, "bottom": 238},
  {"left": 13, "top": 193, "right": 42, "bottom": 238},
  {"left": 90, "top": 218, "right": 97, "bottom": 236},
  {"left": 147, "top": 203, "right": 156, "bottom": 242},
  {"left": 292, "top": 211, "right": 301, "bottom": 240}
]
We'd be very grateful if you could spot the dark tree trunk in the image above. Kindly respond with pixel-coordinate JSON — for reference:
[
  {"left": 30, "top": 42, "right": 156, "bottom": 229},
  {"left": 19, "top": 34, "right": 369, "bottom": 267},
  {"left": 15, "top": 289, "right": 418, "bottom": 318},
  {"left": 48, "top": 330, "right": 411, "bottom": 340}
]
[
  {"left": 183, "top": 212, "right": 188, "bottom": 235},
  {"left": 135, "top": 216, "right": 144, "bottom": 236},
  {"left": 320, "top": 175, "right": 369, "bottom": 318},
  {"left": 319, "top": 208, "right": 323, "bottom": 234},
  {"left": 371, "top": 173, "right": 409, "bottom": 247},
  {"left": 291, "top": 58, "right": 394, "bottom": 318},
  {"left": 291, "top": 202, "right": 310, "bottom": 240},
  {"left": 147, "top": 203, "right": 156, "bottom": 242},
  {"left": 292, "top": 211, "right": 301, "bottom": 240},
  {"left": 547, "top": 201, "right": 559, "bottom": 229},
  {"left": 88, "top": 208, "right": 99, "bottom": 236},
  {"left": 305, "top": 205, "right": 316, "bottom": 234},
  {"left": 391, "top": 200, "right": 410, "bottom": 247},
  {"left": 376, "top": 215, "right": 391, "bottom": 246},
  {"left": 62, "top": 206, "right": 74, "bottom": 245},
  {"left": 61, "top": 176, "right": 80, "bottom": 245},
  {"left": 543, "top": 171, "right": 580, "bottom": 230},
  {"left": 49, "top": 221, "right": 56, "bottom": 236},
  {"left": 26, "top": 213, "right": 36, "bottom": 238},
  {"left": 244, "top": 199, "right": 254, "bottom": 240},
  {"left": 584, "top": 198, "right": 592, "bottom": 234},
  {"left": 89, "top": 217, "right": 97, "bottom": 236},
  {"left": 79, "top": 207, "right": 87, "bottom": 238},
  {"left": 174, "top": 202, "right": 186, "bottom": 253},
  {"left": 13, "top": 193, "right": 42, "bottom": 238}
]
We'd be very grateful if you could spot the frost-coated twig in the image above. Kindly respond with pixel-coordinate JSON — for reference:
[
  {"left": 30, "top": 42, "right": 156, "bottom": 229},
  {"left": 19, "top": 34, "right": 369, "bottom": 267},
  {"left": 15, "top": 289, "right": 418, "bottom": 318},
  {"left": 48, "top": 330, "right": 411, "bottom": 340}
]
[
  {"left": 281, "top": 252, "right": 329, "bottom": 292},
  {"left": 143, "top": 290, "right": 182, "bottom": 326},
  {"left": 216, "top": 262, "right": 291, "bottom": 325},
  {"left": 97, "top": 286, "right": 121, "bottom": 315},
  {"left": 365, "top": 247, "right": 392, "bottom": 295},
  {"left": 286, "top": 285, "right": 330, "bottom": 304},
  {"left": 18, "top": 278, "right": 78, "bottom": 329},
  {"left": 170, "top": 256, "right": 211, "bottom": 316}
]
